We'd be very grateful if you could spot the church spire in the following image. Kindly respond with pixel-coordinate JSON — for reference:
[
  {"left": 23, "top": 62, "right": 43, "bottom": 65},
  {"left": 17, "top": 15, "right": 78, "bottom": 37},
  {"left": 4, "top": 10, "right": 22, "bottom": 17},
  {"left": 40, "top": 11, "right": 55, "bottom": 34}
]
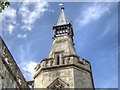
[
  {"left": 53, "top": 5, "right": 74, "bottom": 38},
  {"left": 57, "top": 6, "right": 68, "bottom": 25}
]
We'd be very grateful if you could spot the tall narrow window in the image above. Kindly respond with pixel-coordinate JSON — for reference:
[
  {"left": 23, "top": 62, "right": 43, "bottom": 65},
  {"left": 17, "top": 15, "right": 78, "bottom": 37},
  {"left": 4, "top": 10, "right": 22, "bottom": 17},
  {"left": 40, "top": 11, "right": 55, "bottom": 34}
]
[
  {"left": 63, "top": 59, "right": 65, "bottom": 64},
  {"left": 67, "top": 58, "right": 70, "bottom": 64},
  {"left": 56, "top": 55, "right": 60, "bottom": 65}
]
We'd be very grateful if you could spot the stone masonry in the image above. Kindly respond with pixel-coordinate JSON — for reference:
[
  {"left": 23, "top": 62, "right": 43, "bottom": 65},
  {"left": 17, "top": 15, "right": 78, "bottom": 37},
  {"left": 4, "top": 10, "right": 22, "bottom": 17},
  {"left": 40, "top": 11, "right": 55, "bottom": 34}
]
[
  {"left": 34, "top": 7, "right": 94, "bottom": 89},
  {"left": 0, "top": 36, "right": 30, "bottom": 89}
]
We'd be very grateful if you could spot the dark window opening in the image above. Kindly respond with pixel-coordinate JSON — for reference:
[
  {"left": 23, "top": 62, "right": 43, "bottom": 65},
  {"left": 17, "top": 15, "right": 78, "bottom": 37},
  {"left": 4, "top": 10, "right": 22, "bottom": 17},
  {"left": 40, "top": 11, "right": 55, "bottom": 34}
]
[
  {"left": 67, "top": 58, "right": 70, "bottom": 64},
  {"left": 63, "top": 59, "right": 64, "bottom": 64},
  {"left": 56, "top": 55, "right": 60, "bottom": 65}
]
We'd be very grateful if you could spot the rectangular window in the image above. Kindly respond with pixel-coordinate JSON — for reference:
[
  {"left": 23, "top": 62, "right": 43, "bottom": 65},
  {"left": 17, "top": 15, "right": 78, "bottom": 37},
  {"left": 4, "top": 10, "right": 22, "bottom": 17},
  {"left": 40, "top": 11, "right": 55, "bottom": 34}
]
[{"left": 56, "top": 55, "right": 60, "bottom": 65}]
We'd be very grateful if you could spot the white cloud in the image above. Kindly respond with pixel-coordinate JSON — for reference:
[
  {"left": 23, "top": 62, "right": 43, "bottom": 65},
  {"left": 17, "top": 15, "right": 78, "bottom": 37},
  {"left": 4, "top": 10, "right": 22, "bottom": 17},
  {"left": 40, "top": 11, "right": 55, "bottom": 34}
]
[
  {"left": 17, "top": 34, "right": 27, "bottom": 39},
  {"left": 2, "top": 7, "right": 16, "bottom": 20},
  {"left": 48, "top": 9, "right": 55, "bottom": 13},
  {"left": 19, "top": 1, "right": 48, "bottom": 31},
  {"left": 2, "top": 7, "right": 17, "bottom": 34},
  {"left": 2, "top": 1, "right": 48, "bottom": 36},
  {"left": 20, "top": 61, "right": 38, "bottom": 80},
  {"left": 76, "top": 3, "right": 111, "bottom": 26},
  {"left": 8, "top": 24, "right": 14, "bottom": 34},
  {"left": 16, "top": 42, "right": 37, "bottom": 80}
]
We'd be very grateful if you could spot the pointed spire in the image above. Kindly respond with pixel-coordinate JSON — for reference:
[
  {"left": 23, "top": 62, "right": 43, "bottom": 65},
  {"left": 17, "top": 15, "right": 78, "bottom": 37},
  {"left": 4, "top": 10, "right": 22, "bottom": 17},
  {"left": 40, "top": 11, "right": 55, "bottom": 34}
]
[{"left": 57, "top": 5, "right": 68, "bottom": 25}]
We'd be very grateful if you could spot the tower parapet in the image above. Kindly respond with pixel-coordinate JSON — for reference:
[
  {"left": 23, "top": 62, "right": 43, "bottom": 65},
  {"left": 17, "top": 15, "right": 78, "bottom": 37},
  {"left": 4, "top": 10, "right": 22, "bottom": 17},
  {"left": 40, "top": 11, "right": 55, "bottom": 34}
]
[{"left": 34, "top": 56, "right": 92, "bottom": 79}]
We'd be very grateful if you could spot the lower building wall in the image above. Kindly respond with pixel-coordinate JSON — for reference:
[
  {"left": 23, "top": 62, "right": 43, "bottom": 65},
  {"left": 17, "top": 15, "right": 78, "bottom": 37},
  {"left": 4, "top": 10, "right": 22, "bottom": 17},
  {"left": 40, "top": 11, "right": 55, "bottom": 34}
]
[
  {"left": 0, "top": 59, "right": 19, "bottom": 89},
  {"left": 34, "top": 67, "right": 74, "bottom": 88},
  {"left": 74, "top": 67, "right": 93, "bottom": 88},
  {"left": 34, "top": 65, "right": 94, "bottom": 88},
  {"left": 0, "top": 37, "right": 30, "bottom": 89}
]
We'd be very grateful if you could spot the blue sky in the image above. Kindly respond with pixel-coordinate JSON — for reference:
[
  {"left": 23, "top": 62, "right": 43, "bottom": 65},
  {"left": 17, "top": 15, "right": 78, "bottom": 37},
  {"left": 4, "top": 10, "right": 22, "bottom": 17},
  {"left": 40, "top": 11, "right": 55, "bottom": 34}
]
[{"left": 1, "top": 1, "right": 118, "bottom": 88}]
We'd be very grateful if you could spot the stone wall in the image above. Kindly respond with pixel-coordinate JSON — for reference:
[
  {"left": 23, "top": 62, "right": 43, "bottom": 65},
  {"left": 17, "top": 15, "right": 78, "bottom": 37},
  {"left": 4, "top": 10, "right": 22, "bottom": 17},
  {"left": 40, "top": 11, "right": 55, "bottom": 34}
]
[
  {"left": 48, "top": 35, "right": 77, "bottom": 58},
  {"left": 0, "top": 37, "right": 30, "bottom": 89},
  {"left": 74, "top": 67, "right": 93, "bottom": 88},
  {"left": 34, "top": 67, "right": 74, "bottom": 88},
  {"left": 34, "top": 55, "right": 94, "bottom": 88},
  {"left": 0, "top": 59, "right": 19, "bottom": 88}
]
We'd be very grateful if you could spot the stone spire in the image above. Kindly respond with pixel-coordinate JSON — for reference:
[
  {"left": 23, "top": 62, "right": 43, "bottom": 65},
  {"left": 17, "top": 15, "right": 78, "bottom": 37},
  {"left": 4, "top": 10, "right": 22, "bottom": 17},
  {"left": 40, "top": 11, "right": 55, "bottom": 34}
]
[
  {"left": 57, "top": 7, "right": 68, "bottom": 25},
  {"left": 52, "top": 6, "right": 74, "bottom": 38},
  {"left": 48, "top": 6, "right": 77, "bottom": 59}
]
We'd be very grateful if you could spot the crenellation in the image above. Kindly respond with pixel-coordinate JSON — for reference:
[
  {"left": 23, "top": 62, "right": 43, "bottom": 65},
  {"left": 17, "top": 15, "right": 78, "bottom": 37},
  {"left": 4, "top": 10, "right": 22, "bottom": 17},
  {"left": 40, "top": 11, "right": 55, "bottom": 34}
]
[
  {"left": 42, "top": 60, "right": 46, "bottom": 68},
  {"left": 34, "top": 64, "right": 40, "bottom": 71},
  {"left": 36, "top": 55, "right": 92, "bottom": 72},
  {"left": 82, "top": 58, "right": 91, "bottom": 71}
]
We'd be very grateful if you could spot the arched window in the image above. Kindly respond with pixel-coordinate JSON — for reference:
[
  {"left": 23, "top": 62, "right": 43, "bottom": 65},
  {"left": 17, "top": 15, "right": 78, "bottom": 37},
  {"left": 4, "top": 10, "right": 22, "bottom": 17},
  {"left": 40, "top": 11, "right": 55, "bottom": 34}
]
[
  {"left": 65, "top": 30, "right": 68, "bottom": 33},
  {"left": 63, "top": 30, "right": 65, "bottom": 33},
  {"left": 60, "top": 30, "right": 62, "bottom": 34}
]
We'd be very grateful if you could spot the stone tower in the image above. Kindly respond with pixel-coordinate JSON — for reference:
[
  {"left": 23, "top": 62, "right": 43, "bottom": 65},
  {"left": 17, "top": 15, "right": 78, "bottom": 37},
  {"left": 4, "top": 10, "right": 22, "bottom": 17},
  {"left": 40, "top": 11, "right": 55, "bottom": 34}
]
[{"left": 34, "top": 6, "right": 94, "bottom": 89}]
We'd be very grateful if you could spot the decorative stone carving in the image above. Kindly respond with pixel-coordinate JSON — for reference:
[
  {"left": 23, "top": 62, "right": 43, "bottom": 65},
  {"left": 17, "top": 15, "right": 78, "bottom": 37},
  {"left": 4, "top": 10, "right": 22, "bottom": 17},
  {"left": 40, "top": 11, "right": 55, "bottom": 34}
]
[{"left": 47, "top": 78, "right": 69, "bottom": 89}]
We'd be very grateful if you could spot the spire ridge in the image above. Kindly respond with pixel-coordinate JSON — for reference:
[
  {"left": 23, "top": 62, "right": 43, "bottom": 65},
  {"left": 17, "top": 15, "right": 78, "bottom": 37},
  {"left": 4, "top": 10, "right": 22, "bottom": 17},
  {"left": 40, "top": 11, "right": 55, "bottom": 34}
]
[{"left": 57, "top": 5, "right": 68, "bottom": 25}]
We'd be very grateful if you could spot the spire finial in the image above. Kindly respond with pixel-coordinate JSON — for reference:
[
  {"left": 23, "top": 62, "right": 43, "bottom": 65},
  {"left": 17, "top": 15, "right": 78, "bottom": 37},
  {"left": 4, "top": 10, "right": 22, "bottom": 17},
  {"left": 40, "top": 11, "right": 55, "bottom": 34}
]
[
  {"left": 59, "top": 3, "right": 64, "bottom": 9},
  {"left": 56, "top": 3, "right": 67, "bottom": 25}
]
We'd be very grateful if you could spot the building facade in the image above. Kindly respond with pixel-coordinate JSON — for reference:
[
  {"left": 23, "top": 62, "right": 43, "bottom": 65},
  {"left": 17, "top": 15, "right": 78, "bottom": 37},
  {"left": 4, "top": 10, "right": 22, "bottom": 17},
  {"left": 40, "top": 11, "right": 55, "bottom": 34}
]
[
  {"left": 34, "top": 7, "right": 94, "bottom": 89},
  {"left": 0, "top": 36, "right": 30, "bottom": 89}
]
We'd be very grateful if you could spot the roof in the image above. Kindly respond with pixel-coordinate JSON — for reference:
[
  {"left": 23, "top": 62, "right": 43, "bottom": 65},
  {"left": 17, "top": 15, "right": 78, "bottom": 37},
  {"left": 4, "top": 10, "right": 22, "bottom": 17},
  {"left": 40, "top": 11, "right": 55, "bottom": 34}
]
[{"left": 57, "top": 7, "right": 68, "bottom": 25}]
